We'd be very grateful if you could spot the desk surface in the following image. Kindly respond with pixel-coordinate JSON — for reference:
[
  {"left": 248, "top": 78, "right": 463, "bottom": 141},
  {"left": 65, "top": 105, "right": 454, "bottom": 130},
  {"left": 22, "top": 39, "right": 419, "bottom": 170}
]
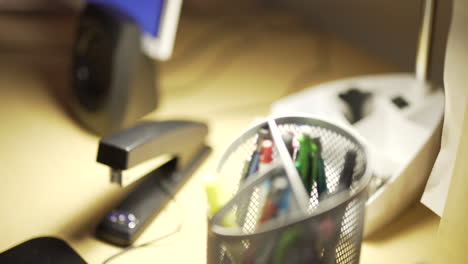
[{"left": 0, "top": 10, "right": 439, "bottom": 263}]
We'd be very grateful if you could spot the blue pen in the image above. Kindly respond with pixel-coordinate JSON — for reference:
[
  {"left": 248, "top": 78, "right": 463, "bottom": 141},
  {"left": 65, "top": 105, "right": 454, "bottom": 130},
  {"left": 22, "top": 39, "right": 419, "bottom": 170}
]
[
  {"left": 277, "top": 187, "right": 292, "bottom": 216},
  {"left": 243, "top": 128, "right": 270, "bottom": 181},
  {"left": 237, "top": 129, "right": 271, "bottom": 228},
  {"left": 258, "top": 176, "right": 288, "bottom": 225},
  {"left": 273, "top": 132, "right": 297, "bottom": 216}
]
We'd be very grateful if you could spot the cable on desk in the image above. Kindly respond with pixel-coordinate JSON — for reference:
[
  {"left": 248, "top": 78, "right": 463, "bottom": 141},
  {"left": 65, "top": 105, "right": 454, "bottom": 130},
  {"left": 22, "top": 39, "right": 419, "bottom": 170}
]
[{"left": 101, "top": 183, "right": 185, "bottom": 264}]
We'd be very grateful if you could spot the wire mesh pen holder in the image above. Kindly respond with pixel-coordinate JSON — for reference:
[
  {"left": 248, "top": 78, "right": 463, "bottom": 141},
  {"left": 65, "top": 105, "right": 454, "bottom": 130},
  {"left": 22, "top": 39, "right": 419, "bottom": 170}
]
[{"left": 208, "top": 116, "right": 372, "bottom": 264}]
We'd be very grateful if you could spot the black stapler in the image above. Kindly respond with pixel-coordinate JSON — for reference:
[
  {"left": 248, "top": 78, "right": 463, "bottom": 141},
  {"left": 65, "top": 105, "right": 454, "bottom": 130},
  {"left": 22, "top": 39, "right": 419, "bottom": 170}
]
[{"left": 95, "top": 120, "right": 211, "bottom": 246}]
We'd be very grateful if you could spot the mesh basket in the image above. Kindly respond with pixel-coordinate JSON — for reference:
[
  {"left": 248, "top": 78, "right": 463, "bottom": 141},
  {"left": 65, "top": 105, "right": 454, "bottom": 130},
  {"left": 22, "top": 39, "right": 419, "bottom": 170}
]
[{"left": 208, "top": 116, "right": 371, "bottom": 264}]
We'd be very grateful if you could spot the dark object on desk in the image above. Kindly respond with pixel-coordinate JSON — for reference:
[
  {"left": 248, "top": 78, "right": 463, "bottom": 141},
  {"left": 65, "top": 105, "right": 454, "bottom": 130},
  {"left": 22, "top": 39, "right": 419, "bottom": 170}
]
[
  {"left": 96, "top": 120, "right": 211, "bottom": 246},
  {"left": 0, "top": 237, "right": 87, "bottom": 264},
  {"left": 70, "top": 4, "right": 157, "bottom": 136},
  {"left": 392, "top": 95, "right": 410, "bottom": 109},
  {"left": 338, "top": 88, "right": 372, "bottom": 124}
]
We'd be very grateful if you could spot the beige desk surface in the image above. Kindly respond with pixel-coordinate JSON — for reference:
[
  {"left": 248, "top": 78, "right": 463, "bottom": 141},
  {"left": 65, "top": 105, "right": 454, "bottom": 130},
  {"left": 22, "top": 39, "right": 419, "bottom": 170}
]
[{"left": 0, "top": 10, "right": 439, "bottom": 263}]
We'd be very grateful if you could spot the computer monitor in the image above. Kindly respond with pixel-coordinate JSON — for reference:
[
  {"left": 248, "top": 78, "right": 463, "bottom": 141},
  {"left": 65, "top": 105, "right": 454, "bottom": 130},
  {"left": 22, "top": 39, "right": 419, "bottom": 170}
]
[
  {"left": 70, "top": 0, "right": 183, "bottom": 135},
  {"left": 86, "top": 0, "right": 182, "bottom": 60}
]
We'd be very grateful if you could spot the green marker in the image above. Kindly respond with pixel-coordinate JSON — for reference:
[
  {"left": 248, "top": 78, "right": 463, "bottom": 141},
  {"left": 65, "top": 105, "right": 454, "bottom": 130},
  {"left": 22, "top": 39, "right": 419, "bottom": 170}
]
[
  {"left": 312, "top": 138, "right": 328, "bottom": 199},
  {"left": 317, "top": 158, "right": 328, "bottom": 199},
  {"left": 295, "top": 134, "right": 312, "bottom": 192},
  {"left": 310, "top": 140, "right": 319, "bottom": 185}
]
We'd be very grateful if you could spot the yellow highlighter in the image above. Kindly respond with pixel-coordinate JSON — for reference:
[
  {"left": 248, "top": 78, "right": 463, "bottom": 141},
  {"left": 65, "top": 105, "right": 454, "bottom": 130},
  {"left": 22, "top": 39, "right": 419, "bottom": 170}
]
[{"left": 204, "top": 173, "right": 237, "bottom": 227}]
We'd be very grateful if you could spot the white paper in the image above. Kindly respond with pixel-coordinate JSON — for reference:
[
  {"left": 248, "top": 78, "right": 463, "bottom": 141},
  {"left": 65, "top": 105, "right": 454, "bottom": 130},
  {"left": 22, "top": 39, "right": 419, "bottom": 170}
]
[{"left": 421, "top": 1, "right": 468, "bottom": 216}]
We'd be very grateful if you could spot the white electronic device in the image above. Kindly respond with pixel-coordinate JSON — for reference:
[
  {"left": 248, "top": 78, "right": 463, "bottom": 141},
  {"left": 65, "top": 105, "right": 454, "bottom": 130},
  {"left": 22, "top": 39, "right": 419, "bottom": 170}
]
[
  {"left": 271, "top": 74, "right": 444, "bottom": 236},
  {"left": 271, "top": 0, "right": 443, "bottom": 236}
]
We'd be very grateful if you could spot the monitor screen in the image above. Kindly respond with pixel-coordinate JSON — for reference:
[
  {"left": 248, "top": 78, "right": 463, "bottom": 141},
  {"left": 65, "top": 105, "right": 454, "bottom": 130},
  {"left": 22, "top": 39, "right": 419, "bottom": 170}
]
[{"left": 86, "top": 0, "right": 182, "bottom": 60}]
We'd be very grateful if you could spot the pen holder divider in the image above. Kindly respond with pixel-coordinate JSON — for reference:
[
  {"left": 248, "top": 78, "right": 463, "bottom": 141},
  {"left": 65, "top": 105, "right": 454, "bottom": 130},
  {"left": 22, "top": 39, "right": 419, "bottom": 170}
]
[{"left": 209, "top": 116, "right": 371, "bottom": 264}]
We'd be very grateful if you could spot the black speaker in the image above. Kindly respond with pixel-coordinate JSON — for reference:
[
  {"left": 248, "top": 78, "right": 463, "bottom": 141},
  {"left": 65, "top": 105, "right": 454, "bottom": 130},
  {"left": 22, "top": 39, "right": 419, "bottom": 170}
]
[{"left": 70, "top": 5, "right": 158, "bottom": 136}]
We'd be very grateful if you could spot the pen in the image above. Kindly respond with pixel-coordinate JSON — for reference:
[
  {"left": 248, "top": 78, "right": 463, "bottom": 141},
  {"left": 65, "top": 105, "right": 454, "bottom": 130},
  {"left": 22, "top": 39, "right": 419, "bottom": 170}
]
[
  {"left": 309, "top": 139, "right": 320, "bottom": 189},
  {"left": 254, "top": 139, "right": 274, "bottom": 224},
  {"left": 258, "top": 139, "right": 274, "bottom": 174},
  {"left": 243, "top": 144, "right": 283, "bottom": 264},
  {"left": 243, "top": 128, "right": 270, "bottom": 181},
  {"left": 321, "top": 150, "right": 357, "bottom": 263},
  {"left": 295, "top": 134, "right": 312, "bottom": 193},
  {"left": 258, "top": 176, "right": 288, "bottom": 225},
  {"left": 277, "top": 186, "right": 291, "bottom": 217},
  {"left": 271, "top": 146, "right": 325, "bottom": 264},
  {"left": 240, "top": 160, "right": 250, "bottom": 182},
  {"left": 312, "top": 138, "right": 328, "bottom": 200},
  {"left": 243, "top": 176, "right": 285, "bottom": 264},
  {"left": 237, "top": 129, "right": 270, "bottom": 226},
  {"left": 260, "top": 132, "right": 296, "bottom": 220},
  {"left": 271, "top": 132, "right": 298, "bottom": 218},
  {"left": 339, "top": 150, "right": 357, "bottom": 190}
]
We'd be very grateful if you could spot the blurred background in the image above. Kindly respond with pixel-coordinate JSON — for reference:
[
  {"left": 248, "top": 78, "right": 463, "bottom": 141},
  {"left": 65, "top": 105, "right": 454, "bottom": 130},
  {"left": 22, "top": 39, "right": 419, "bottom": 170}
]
[
  {"left": 0, "top": 0, "right": 457, "bottom": 263},
  {"left": 0, "top": 0, "right": 451, "bottom": 87}
]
